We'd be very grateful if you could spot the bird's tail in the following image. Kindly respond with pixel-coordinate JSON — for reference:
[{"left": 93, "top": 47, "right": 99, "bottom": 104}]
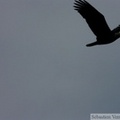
[{"left": 86, "top": 41, "right": 98, "bottom": 47}]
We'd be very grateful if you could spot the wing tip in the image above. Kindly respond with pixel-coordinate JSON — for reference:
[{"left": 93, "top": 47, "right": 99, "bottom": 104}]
[{"left": 73, "top": 0, "right": 88, "bottom": 9}]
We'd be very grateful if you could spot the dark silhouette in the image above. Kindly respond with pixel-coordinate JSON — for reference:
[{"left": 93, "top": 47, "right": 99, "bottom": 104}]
[{"left": 74, "top": 0, "right": 120, "bottom": 47}]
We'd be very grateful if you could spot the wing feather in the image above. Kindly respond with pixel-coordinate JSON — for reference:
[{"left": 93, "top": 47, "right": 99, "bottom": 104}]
[{"left": 74, "top": 0, "right": 111, "bottom": 37}]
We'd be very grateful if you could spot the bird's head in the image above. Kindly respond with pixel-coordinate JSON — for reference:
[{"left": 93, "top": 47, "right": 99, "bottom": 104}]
[{"left": 114, "top": 31, "right": 120, "bottom": 40}]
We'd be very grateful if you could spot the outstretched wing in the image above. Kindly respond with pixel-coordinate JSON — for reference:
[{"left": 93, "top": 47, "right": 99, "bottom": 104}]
[{"left": 74, "top": 0, "right": 111, "bottom": 37}]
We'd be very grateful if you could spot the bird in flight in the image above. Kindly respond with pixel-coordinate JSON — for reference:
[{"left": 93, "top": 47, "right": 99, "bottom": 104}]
[{"left": 74, "top": 0, "right": 120, "bottom": 47}]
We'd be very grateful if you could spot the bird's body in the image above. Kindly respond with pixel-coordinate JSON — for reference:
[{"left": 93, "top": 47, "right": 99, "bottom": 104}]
[{"left": 74, "top": 0, "right": 120, "bottom": 47}]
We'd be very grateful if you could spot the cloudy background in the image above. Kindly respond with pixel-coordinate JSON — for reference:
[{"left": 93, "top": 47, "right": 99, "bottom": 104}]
[{"left": 0, "top": 0, "right": 120, "bottom": 120}]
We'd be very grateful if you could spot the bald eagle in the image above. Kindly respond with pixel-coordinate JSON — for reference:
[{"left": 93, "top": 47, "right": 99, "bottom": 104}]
[{"left": 74, "top": 0, "right": 120, "bottom": 47}]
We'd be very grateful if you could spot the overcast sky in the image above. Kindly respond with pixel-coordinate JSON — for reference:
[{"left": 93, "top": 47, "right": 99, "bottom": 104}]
[{"left": 0, "top": 0, "right": 120, "bottom": 120}]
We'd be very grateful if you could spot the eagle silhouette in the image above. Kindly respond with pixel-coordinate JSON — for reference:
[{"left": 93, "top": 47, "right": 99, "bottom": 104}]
[{"left": 74, "top": 0, "right": 120, "bottom": 47}]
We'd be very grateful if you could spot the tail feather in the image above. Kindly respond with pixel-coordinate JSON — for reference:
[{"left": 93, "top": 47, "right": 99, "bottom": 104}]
[{"left": 86, "top": 41, "right": 98, "bottom": 47}]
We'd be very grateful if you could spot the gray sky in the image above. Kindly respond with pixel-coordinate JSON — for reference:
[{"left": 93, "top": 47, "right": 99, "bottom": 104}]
[{"left": 0, "top": 0, "right": 120, "bottom": 120}]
